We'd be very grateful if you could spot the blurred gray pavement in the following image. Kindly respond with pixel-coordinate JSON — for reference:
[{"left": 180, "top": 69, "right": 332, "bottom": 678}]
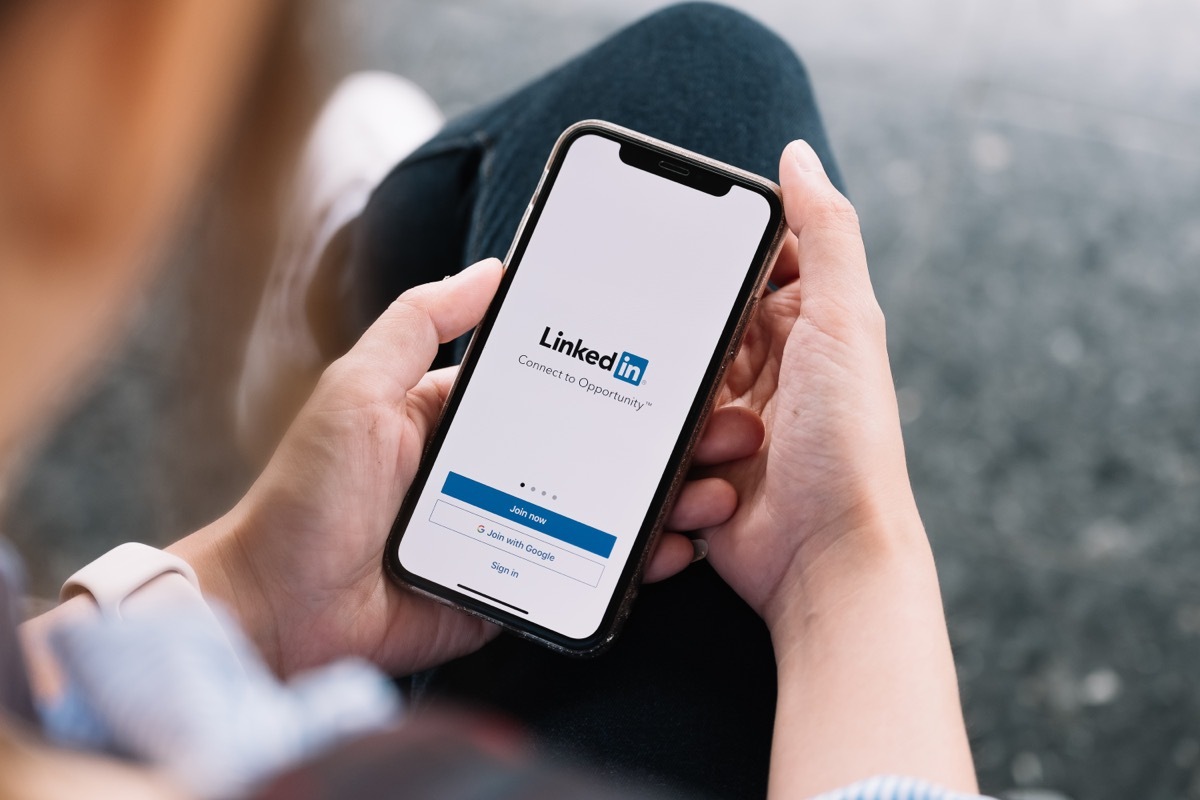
[{"left": 6, "top": 0, "right": 1200, "bottom": 797}]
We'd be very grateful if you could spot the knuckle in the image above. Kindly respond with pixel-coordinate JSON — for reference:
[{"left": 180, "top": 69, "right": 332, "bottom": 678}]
[
  {"left": 314, "top": 355, "right": 372, "bottom": 403},
  {"left": 807, "top": 294, "right": 887, "bottom": 345},
  {"left": 860, "top": 297, "right": 887, "bottom": 337},
  {"left": 808, "top": 190, "right": 861, "bottom": 235},
  {"left": 318, "top": 356, "right": 356, "bottom": 390},
  {"left": 372, "top": 297, "right": 440, "bottom": 363},
  {"left": 386, "top": 295, "right": 435, "bottom": 337}
]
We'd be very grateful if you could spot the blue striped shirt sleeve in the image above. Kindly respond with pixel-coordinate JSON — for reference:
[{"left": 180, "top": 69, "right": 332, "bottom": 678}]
[{"left": 808, "top": 775, "right": 997, "bottom": 800}]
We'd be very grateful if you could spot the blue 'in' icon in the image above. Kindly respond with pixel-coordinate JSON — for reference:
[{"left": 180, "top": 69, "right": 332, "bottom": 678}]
[{"left": 614, "top": 351, "right": 649, "bottom": 386}]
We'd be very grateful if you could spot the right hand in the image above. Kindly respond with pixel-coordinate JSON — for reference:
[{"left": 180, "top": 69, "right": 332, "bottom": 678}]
[{"left": 700, "top": 140, "right": 923, "bottom": 636}]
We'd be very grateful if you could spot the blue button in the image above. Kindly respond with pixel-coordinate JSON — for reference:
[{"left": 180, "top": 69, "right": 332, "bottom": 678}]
[{"left": 440, "top": 472, "right": 617, "bottom": 559}]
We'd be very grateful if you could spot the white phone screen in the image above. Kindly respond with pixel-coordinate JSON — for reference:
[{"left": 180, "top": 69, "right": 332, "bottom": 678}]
[{"left": 394, "top": 132, "right": 773, "bottom": 641}]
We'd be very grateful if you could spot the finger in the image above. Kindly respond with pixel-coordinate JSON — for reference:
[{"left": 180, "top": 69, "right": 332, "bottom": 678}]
[
  {"left": 692, "top": 405, "right": 765, "bottom": 465},
  {"left": 407, "top": 366, "right": 460, "bottom": 441},
  {"left": 643, "top": 532, "right": 698, "bottom": 583},
  {"left": 779, "top": 141, "right": 875, "bottom": 314},
  {"left": 337, "top": 258, "right": 502, "bottom": 398},
  {"left": 419, "top": 366, "right": 458, "bottom": 404},
  {"left": 769, "top": 231, "right": 799, "bottom": 287},
  {"left": 666, "top": 477, "right": 738, "bottom": 532}
]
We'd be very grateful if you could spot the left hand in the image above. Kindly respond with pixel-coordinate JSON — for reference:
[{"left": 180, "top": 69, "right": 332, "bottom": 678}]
[
  {"left": 696, "top": 141, "right": 919, "bottom": 633},
  {"left": 172, "top": 258, "right": 763, "bottom": 676}
]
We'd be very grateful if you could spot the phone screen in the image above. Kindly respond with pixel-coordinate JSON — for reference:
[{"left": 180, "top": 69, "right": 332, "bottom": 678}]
[{"left": 391, "top": 129, "right": 778, "bottom": 646}]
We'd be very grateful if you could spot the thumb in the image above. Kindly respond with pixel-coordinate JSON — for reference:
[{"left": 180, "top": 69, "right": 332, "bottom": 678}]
[
  {"left": 778, "top": 141, "right": 876, "bottom": 322},
  {"left": 334, "top": 258, "right": 503, "bottom": 398}
]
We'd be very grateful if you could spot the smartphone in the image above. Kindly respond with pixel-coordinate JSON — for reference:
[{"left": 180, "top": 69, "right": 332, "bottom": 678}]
[{"left": 385, "top": 120, "right": 785, "bottom": 655}]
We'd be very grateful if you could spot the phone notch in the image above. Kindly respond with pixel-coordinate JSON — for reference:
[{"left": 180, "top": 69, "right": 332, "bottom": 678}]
[{"left": 619, "top": 142, "right": 731, "bottom": 197}]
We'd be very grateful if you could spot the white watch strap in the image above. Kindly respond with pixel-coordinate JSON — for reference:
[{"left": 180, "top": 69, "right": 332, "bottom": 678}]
[{"left": 61, "top": 543, "right": 202, "bottom": 619}]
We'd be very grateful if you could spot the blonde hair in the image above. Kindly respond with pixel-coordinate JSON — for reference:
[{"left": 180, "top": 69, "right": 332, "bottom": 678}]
[
  {"left": 0, "top": 2, "right": 328, "bottom": 788},
  {"left": 0, "top": 0, "right": 327, "bottom": 474}
]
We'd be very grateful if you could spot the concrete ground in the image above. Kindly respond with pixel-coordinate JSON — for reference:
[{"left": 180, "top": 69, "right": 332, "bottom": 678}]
[{"left": 6, "top": 1, "right": 1200, "bottom": 797}]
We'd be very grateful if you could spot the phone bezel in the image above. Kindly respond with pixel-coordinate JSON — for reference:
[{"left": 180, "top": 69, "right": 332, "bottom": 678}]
[{"left": 384, "top": 120, "right": 785, "bottom": 656}]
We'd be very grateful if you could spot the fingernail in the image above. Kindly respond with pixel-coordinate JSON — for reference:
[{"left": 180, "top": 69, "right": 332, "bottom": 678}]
[
  {"left": 790, "top": 140, "right": 825, "bottom": 174},
  {"left": 444, "top": 258, "right": 501, "bottom": 282},
  {"left": 690, "top": 538, "right": 708, "bottom": 563}
]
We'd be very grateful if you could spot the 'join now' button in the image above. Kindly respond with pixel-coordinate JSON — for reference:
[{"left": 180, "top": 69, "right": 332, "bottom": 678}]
[{"left": 439, "top": 472, "right": 617, "bottom": 558}]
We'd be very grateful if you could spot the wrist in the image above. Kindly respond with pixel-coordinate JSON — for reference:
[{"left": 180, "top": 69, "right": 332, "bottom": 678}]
[
  {"left": 20, "top": 596, "right": 99, "bottom": 702},
  {"left": 766, "top": 505, "right": 934, "bottom": 655},
  {"left": 166, "top": 506, "right": 281, "bottom": 670},
  {"left": 762, "top": 509, "right": 977, "bottom": 795}
]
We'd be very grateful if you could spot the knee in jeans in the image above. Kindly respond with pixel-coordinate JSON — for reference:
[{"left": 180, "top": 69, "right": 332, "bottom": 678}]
[{"left": 632, "top": 2, "right": 810, "bottom": 87}]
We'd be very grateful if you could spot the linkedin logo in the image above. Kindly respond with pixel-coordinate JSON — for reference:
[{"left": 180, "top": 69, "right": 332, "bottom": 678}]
[
  {"left": 614, "top": 352, "right": 648, "bottom": 386},
  {"left": 538, "top": 326, "right": 649, "bottom": 387}
]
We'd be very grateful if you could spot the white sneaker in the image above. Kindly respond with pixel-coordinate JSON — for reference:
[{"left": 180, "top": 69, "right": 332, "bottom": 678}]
[{"left": 236, "top": 72, "right": 443, "bottom": 460}]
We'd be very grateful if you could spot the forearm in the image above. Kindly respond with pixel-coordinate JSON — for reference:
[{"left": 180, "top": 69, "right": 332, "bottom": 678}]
[{"left": 766, "top": 519, "right": 977, "bottom": 798}]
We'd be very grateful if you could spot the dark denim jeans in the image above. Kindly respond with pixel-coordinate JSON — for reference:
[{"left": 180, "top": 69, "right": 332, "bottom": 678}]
[{"left": 351, "top": 4, "right": 843, "bottom": 798}]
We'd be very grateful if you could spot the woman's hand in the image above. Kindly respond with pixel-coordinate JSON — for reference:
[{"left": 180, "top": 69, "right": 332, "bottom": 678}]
[
  {"left": 700, "top": 141, "right": 977, "bottom": 797},
  {"left": 700, "top": 140, "right": 920, "bottom": 633},
  {"left": 172, "top": 258, "right": 760, "bottom": 677}
]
